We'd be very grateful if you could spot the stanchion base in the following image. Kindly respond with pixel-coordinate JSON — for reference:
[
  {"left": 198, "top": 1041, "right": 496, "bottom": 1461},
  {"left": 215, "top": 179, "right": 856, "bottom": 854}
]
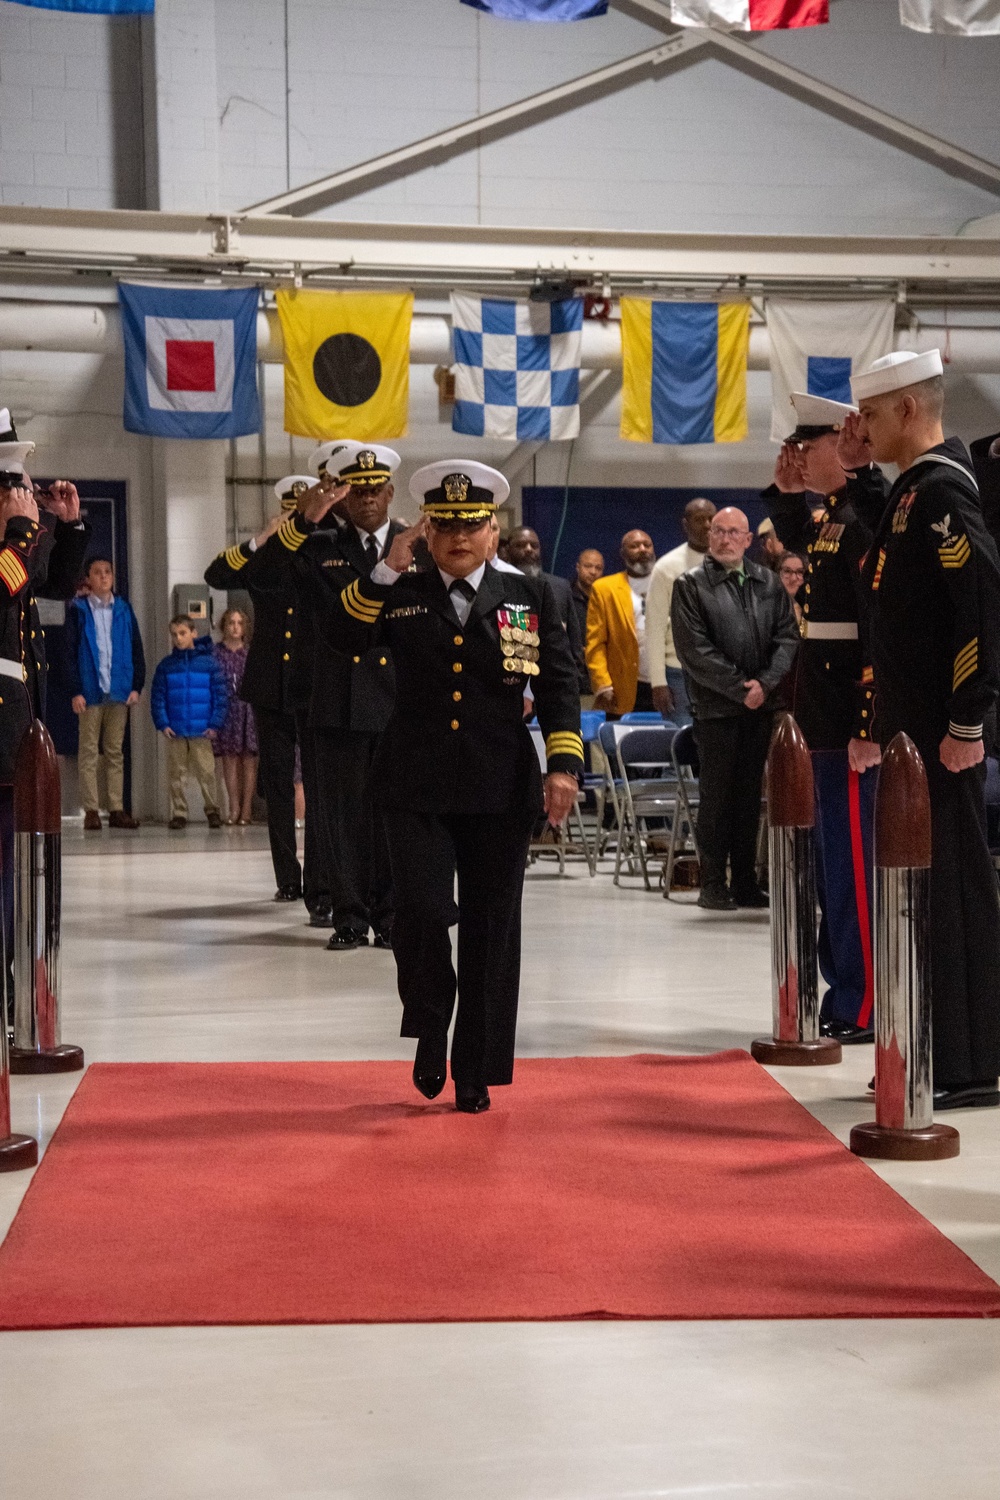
[
  {"left": 750, "top": 1036, "right": 842, "bottom": 1066},
  {"left": 0, "top": 1133, "right": 38, "bottom": 1172},
  {"left": 9, "top": 1044, "right": 85, "bottom": 1075},
  {"left": 850, "top": 1121, "right": 960, "bottom": 1161}
]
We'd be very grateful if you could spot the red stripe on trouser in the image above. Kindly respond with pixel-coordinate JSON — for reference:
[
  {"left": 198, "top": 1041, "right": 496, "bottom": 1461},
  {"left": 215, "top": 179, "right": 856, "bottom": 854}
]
[{"left": 848, "top": 767, "right": 874, "bottom": 1028}]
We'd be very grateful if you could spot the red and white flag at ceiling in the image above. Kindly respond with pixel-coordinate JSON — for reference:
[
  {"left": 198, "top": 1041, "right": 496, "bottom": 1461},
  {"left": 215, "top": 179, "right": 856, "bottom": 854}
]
[
  {"left": 899, "top": 0, "right": 1000, "bottom": 32},
  {"left": 667, "top": 0, "right": 827, "bottom": 27}
]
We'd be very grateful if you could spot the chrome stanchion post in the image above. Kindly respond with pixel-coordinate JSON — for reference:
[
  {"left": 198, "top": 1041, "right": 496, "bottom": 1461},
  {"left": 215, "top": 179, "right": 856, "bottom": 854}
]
[
  {"left": 0, "top": 818, "right": 38, "bottom": 1170},
  {"left": 9, "top": 722, "right": 83, "bottom": 1075},
  {"left": 752, "top": 714, "right": 841, "bottom": 1067},
  {"left": 851, "top": 734, "right": 959, "bottom": 1161}
]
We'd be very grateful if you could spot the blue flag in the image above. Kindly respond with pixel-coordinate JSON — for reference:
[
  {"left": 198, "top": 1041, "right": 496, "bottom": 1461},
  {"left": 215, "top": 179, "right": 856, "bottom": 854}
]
[
  {"left": 10, "top": 1, "right": 154, "bottom": 11},
  {"left": 462, "top": 1, "right": 607, "bottom": 18},
  {"left": 118, "top": 283, "right": 261, "bottom": 440}
]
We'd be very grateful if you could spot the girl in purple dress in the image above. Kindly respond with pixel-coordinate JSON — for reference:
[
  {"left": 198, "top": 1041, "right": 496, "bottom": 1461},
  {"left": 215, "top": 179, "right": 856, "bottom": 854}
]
[{"left": 213, "top": 609, "right": 259, "bottom": 825}]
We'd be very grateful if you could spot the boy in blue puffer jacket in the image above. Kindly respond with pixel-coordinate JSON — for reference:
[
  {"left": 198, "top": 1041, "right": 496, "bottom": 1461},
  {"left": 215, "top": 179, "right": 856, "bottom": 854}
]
[{"left": 150, "top": 616, "right": 229, "bottom": 830}]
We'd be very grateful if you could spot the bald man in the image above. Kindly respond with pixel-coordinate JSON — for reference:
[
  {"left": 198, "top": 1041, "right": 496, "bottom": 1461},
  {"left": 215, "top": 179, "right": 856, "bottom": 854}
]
[
  {"left": 672, "top": 507, "right": 800, "bottom": 910},
  {"left": 585, "top": 529, "right": 657, "bottom": 715}
]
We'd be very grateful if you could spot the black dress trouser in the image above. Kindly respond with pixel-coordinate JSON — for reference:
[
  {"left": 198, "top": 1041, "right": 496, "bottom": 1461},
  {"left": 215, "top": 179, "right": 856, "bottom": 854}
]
[
  {"left": 386, "top": 808, "right": 534, "bottom": 1086},
  {"left": 253, "top": 707, "right": 301, "bottom": 895},
  {"left": 312, "top": 727, "right": 392, "bottom": 934},
  {"left": 294, "top": 712, "right": 329, "bottom": 915},
  {"left": 694, "top": 710, "right": 775, "bottom": 895},
  {"left": 920, "top": 750, "right": 1000, "bottom": 1091}
]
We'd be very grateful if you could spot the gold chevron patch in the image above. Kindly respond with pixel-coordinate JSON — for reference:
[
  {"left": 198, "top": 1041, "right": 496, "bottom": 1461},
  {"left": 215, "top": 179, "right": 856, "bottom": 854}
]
[
  {"left": 953, "top": 638, "right": 978, "bottom": 691},
  {"left": 277, "top": 517, "right": 308, "bottom": 553},
  {"left": 343, "top": 580, "right": 383, "bottom": 624},
  {"left": 939, "top": 534, "right": 970, "bottom": 569},
  {"left": 0, "top": 549, "right": 28, "bottom": 595}
]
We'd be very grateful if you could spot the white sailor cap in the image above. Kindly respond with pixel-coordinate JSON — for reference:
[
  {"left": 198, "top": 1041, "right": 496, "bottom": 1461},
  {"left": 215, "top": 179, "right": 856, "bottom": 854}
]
[
  {"left": 409, "top": 460, "right": 510, "bottom": 521},
  {"left": 307, "top": 440, "right": 400, "bottom": 487},
  {"left": 273, "top": 474, "right": 314, "bottom": 512},
  {"left": 851, "top": 349, "right": 944, "bottom": 402},
  {"left": 786, "top": 391, "right": 857, "bottom": 442},
  {"left": 0, "top": 408, "right": 35, "bottom": 475}
]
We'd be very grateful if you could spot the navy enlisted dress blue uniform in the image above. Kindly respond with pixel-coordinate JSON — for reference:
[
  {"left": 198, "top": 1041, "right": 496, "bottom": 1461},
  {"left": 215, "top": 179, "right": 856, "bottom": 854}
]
[
  {"left": 848, "top": 349, "right": 1000, "bottom": 1109},
  {"left": 318, "top": 460, "right": 584, "bottom": 1112},
  {"left": 257, "top": 442, "right": 414, "bottom": 951},
  {"left": 205, "top": 476, "right": 327, "bottom": 911},
  {"left": 766, "top": 391, "right": 876, "bottom": 1042}
]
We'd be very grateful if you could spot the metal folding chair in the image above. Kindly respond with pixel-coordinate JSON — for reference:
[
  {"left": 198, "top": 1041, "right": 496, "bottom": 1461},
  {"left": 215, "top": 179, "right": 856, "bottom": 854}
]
[
  {"left": 664, "top": 723, "right": 701, "bottom": 900},
  {"left": 526, "top": 724, "right": 596, "bottom": 876},
  {"left": 613, "top": 725, "right": 679, "bottom": 890}
]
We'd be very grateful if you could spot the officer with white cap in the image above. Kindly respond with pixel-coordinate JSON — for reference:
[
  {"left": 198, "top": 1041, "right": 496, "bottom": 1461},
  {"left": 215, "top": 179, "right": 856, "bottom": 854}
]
[
  {"left": 766, "top": 390, "right": 877, "bottom": 1043},
  {"left": 304, "top": 458, "right": 583, "bottom": 1114},
  {"left": 205, "top": 475, "right": 323, "bottom": 909},
  {"left": 257, "top": 440, "right": 410, "bottom": 951},
  {"left": 837, "top": 348, "right": 1000, "bottom": 1110}
]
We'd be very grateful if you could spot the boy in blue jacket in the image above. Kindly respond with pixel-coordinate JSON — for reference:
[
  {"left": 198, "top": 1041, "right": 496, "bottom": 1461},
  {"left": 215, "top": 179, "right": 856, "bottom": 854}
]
[
  {"left": 150, "top": 615, "right": 228, "bottom": 830},
  {"left": 66, "top": 557, "right": 146, "bottom": 831}
]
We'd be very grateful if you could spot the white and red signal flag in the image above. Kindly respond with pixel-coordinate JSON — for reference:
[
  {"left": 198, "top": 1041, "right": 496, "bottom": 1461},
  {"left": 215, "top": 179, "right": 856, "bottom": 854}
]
[
  {"left": 668, "top": 0, "right": 827, "bottom": 27},
  {"left": 118, "top": 283, "right": 261, "bottom": 438}
]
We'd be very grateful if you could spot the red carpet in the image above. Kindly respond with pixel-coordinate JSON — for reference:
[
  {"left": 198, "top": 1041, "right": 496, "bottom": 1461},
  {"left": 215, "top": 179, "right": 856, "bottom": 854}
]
[{"left": 0, "top": 1052, "right": 997, "bottom": 1328}]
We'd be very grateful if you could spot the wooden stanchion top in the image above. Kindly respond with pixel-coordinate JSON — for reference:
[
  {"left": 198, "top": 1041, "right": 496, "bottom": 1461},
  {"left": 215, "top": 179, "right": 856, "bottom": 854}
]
[
  {"left": 876, "top": 732, "right": 931, "bottom": 870},
  {"left": 13, "top": 721, "right": 61, "bottom": 835},
  {"left": 766, "top": 713, "right": 814, "bottom": 829}
]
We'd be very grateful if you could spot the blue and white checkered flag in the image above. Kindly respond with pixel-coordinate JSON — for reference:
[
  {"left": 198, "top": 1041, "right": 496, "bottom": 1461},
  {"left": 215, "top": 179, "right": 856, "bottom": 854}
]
[{"left": 451, "top": 293, "right": 583, "bottom": 442}]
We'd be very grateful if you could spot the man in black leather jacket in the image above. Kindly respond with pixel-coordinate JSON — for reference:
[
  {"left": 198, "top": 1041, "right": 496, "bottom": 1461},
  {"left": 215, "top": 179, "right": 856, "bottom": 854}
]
[{"left": 671, "top": 507, "right": 800, "bottom": 911}]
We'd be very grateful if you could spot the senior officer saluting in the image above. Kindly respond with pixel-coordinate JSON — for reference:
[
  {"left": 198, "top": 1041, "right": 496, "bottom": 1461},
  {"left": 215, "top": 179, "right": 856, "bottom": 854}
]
[
  {"left": 766, "top": 392, "right": 876, "bottom": 1045},
  {"left": 313, "top": 461, "right": 582, "bottom": 1113},
  {"left": 262, "top": 441, "right": 411, "bottom": 952},
  {"left": 205, "top": 476, "right": 327, "bottom": 911},
  {"left": 843, "top": 349, "right": 1000, "bottom": 1111}
]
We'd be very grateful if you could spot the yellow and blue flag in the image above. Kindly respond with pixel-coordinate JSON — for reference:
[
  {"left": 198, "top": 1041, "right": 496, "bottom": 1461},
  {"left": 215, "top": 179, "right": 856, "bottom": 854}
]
[{"left": 620, "top": 300, "right": 750, "bottom": 445}]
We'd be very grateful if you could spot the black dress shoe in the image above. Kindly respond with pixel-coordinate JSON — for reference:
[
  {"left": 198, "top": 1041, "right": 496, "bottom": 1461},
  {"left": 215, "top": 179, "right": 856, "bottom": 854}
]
[
  {"left": 373, "top": 929, "right": 393, "bottom": 950},
  {"left": 274, "top": 884, "right": 301, "bottom": 903},
  {"left": 308, "top": 909, "right": 334, "bottom": 929},
  {"left": 933, "top": 1082, "right": 1000, "bottom": 1111},
  {"left": 455, "top": 1083, "right": 491, "bottom": 1114},
  {"left": 697, "top": 885, "right": 737, "bottom": 912},
  {"left": 733, "top": 887, "right": 769, "bottom": 909},
  {"left": 820, "top": 1020, "right": 875, "bottom": 1045},
  {"left": 413, "top": 1032, "right": 448, "bottom": 1099},
  {"left": 326, "top": 927, "right": 369, "bottom": 951}
]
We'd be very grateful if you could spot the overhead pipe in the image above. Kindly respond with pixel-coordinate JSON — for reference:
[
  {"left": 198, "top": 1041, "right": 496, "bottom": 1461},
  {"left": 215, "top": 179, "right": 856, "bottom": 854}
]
[{"left": 0, "top": 301, "right": 998, "bottom": 373}]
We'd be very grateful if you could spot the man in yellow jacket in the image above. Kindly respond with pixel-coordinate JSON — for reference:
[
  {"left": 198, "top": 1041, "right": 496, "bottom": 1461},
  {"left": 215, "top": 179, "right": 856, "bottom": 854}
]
[{"left": 585, "top": 529, "right": 657, "bottom": 715}]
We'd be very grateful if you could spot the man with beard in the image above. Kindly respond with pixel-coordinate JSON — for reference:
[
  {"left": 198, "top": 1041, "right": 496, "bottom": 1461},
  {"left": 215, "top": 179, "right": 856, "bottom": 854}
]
[
  {"left": 671, "top": 508, "right": 799, "bottom": 911},
  {"left": 505, "top": 526, "right": 584, "bottom": 679},
  {"left": 647, "top": 497, "right": 716, "bottom": 725},
  {"left": 842, "top": 348, "right": 1000, "bottom": 1111},
  {"left": 585, "top": 529, "right": 657, "bottom": 714}
]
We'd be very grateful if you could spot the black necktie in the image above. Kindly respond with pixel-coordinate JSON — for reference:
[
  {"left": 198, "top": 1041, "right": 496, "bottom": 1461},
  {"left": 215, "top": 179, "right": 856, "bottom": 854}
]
[
  {"left": 449, "top": 579, "right": 476, "bottom": 604},
  {"left": 364, "top": 535, "right": 379, "bottom": 568}
]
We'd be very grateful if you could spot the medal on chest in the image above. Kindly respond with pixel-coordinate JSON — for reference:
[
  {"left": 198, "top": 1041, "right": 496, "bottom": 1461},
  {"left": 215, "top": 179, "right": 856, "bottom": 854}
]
[
  {"left": 497, "top": 606, "right": 540, "bottom": 676},
  {"left": 814, "top": 522, "right": 845, "bottom": 555},
  {"left": 891, "top": 489, "right": 917, "bottom": 535}
]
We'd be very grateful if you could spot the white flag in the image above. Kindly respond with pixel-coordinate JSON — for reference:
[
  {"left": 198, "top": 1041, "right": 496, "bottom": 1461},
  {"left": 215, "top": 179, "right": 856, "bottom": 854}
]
[
  {"left": 765, "top": 300, "right": 896, "bottom": 443},
  {"left": 669, "top": 0, "right": 828, "bottom": 27},
  {"left": 900, "top": 0, "right": 1000, "bottom": 32}
]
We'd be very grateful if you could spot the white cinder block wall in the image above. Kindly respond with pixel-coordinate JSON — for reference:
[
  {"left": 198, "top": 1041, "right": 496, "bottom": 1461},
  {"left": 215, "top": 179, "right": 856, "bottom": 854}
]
[{"left": 0, "top": 0, "right": 998, "bottom": 815}]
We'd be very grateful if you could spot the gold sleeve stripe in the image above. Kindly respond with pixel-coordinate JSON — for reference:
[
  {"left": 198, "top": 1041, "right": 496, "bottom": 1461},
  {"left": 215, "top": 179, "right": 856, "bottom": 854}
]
[
  {"left": 954, "top": 639, "right": 978, "bottom": 691},
  {"left": 223, "top": 546, "right": 248, "bottom": 572},
  {"left": 277, "top": 517, "right": 308, "bottom": 553},
  {"left": 545, "top": 732, "right": 584, "bottom": 761},
  {"left": 939, "top": 536, "right": 971, "bottom": 569},
  {"left": 0, "top": 550, "right": 28, "bottom": 595},
  {"left": 343, "top": 581, "right": 383, "bottom": 624}
]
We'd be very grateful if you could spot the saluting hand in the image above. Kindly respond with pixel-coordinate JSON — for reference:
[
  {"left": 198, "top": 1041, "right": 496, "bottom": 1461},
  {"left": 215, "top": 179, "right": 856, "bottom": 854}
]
[
  {"left": 300, "top": 477, "right": 350, "bottom": 525},
  {"left": 1, "top": 485, "right": 39, "bottom": 524},
  {"left": 774, "top": 444, "right": 805, "bottom": 494},
  {"left": 384, "top": 516, "right": 428, "bottom": 575},
  {"left": 39, "top": 479, "right": 80, "bottom": 523},
  {"left": 544, "top": 771, "right": 578, "bottom": 828},
  {"left": 837, "top": 413, "right": 872, "bottom": 473}
]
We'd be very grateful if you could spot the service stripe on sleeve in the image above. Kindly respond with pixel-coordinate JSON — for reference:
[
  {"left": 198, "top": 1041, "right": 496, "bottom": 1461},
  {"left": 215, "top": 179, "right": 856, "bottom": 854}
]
[
  {"left": 545, "top": 731, "right": 584, "bottom": 763},
  {"left": 953, "top": 638, "right": 979, "bottom": 691},
  {"left": 277, "top": 517, "right": 308, "bottom": 553},
  {"left": 0, "top": 549, "right": 28, "bottom": 595}
]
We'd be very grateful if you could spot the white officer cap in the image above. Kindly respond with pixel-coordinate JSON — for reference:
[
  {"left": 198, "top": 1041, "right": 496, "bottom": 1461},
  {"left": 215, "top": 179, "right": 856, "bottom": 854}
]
[
  {"left": 410, "top": 460, "right": 510, "bottom": 521},
  {"left": 307, "top": 440, "right": 400, "bottom": 487},
  {"left": 786, "top": 391, "right": 857, "bottom": 442},
  {"left": 851, "top": 349, "right": 944, "bottom": 402},
  {"left": 0, "top": 408, "right": 35, "bottom": 475},
  {"left": 273, "top": 474, "right": 314, "bottom": 512}
]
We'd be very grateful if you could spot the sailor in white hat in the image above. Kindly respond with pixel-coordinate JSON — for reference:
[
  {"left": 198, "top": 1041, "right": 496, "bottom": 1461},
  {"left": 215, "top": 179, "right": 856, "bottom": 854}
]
[
  {"left": 766, "top": 388, "right": 878, "bottom": 1043},
  {"left": 307, "top": 458, "right": 582, "bottom": 1113},
  {"left": 840, "top": 347, "right": 1000, "bottom": 1109}
]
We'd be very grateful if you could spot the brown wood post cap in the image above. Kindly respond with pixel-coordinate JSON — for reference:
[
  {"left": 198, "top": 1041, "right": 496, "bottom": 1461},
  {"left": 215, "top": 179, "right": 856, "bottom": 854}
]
[
  {"left": 13, "top": 720, "right": 61, "bottom": 835},
  {"left": 766, "top": 713, "right": 814, "bottom": 829},
  {"left": 875, "top": 732, "right": 931, "bottom": 870}
]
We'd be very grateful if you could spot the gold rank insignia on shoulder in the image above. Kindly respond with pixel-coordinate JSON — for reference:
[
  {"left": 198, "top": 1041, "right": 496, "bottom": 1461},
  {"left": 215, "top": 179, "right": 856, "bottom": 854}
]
[
  {"left": 892, "top": 489, "right": 917, "bottom": 535},
  {"left": 386, "top": 604, "right": 428, "bottom": 619}
]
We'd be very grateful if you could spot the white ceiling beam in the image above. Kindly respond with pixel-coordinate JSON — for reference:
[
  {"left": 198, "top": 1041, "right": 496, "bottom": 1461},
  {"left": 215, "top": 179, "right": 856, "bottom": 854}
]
[
  {"left": 616, "top": 0, "right": 1000, "bottom": 195},
  {"left": 240, "top": 30, "right": 710, "bottom": 217}
]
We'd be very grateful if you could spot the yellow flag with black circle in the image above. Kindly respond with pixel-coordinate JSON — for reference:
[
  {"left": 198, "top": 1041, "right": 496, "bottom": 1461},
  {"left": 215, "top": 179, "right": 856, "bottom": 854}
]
[{"left": 276, "top": 288, "right": 413, "bottom": 440}]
